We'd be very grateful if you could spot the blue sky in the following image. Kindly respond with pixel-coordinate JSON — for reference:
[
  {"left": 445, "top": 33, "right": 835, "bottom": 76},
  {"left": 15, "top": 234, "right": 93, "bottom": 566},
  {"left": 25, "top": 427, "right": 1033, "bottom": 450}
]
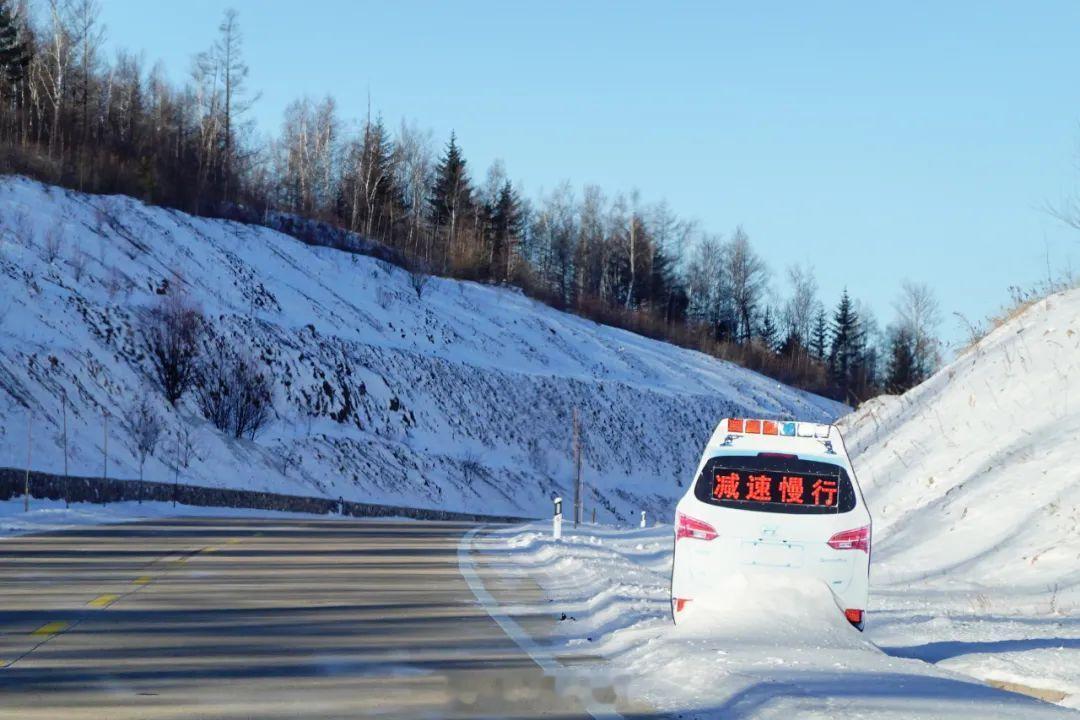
[{"left": 98, "top": 1, "right": 1080, "bottom": 349}]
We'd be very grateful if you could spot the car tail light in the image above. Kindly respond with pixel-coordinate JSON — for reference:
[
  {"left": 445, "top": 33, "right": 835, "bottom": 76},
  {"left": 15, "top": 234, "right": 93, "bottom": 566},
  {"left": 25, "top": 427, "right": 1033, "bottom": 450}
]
[
  {"left": 676, "top": 513, "right": 718, "bottom": 542},
  {"left": 674, "top": 598, "right": 692, "bottom": 613},
  {"left": 827, "top": 526, "right": 871, "bottom": 553},
  {"left": 845, "top": 608, "right": 863, "bottom": 625}
]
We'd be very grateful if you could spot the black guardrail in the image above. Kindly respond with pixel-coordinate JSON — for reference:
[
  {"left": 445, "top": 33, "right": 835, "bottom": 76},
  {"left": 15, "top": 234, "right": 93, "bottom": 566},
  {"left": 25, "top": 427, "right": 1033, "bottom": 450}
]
[{"left": 0, "top": 468, "right": 530, "bottom": 524}]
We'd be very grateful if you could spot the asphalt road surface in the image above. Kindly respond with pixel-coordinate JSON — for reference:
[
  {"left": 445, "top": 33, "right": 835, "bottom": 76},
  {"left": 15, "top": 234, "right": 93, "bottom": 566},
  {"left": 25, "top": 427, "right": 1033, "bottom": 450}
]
[{"left": 0, "top": 517, "right": 641, "bottom": 719}]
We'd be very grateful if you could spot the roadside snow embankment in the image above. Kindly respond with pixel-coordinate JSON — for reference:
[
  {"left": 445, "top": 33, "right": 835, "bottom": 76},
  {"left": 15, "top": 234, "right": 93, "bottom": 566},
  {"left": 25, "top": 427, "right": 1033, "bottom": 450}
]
[
  {"left": 838, "top": 288, "right": 1080, "bottom": 707},
  {"left": 475, "top": 523, "right": 1070, "bottom": 719}
]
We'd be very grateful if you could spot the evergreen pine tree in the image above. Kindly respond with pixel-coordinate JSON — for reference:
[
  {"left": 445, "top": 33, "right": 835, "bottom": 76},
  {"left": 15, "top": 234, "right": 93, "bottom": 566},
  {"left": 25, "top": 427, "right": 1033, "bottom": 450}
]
[
  {"left": 488, "top": 180, "right": 522, "bottom": 281},
  {"left": 0, "top": 0, "right": 28, "bottom": 86},
  {"left": 429, "top": 132, "right": 472, "bottom": 269},
  {"left": 811, "top": 307, "right": 828, "bottom": 360},
  {"left": 829, "top": 289, "right": 864, "bottom": 403},
  {"left": 360, "top": 115, "right": 396, "bottom": 238},
  {"left": 648, "top": 243, "right": 687, "bottom": 325},
  {"left": 758, "top": 306, "right": 779, "bottom": 351},
  {"left": 885, "top": 326, "right": 918, "bottom": 394},
  {"left": 778, "top": 329, "right": 804, "bottom": 359}
]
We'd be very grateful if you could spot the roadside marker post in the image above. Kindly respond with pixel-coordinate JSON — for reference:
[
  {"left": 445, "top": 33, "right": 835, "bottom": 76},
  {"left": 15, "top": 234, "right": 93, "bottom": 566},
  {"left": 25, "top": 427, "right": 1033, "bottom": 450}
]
[
  {"left": 552, "top": 496, "right": 563, "bottom": 541},
  {"left": 640, "top": 511, "right": 646, "bottom": 528},
  {"left": 24, "top": 412, "right": 31, "bottom": 513}
]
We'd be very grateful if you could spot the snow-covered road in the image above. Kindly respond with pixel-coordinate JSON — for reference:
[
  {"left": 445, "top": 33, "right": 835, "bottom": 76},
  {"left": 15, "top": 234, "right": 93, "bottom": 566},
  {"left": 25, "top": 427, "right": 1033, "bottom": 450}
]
[{"left": 470, "top": 522, "right": 1079, "bottom": 718}]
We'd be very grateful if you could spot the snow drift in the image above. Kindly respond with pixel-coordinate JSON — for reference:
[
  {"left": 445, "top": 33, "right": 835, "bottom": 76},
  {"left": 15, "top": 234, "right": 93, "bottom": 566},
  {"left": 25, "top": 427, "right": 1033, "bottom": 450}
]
[
  {"left": 0, "top": 177, "right": 843, "bottom": 519},
  {"left": 473, "top": 523, "right": 1071, "bottom": 718},
  {"left": 839, "top": 287, "right": 1080, "bottom": 706},
  {"left": 839, "top": 288, "right": 1080, "bottom": 608}
]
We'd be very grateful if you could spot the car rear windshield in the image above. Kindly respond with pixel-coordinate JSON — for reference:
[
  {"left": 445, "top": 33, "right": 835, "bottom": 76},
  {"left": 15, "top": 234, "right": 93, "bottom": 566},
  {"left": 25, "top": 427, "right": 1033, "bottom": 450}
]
[{"left": 693, "top": 454, "right": 856, "bottom": 515}]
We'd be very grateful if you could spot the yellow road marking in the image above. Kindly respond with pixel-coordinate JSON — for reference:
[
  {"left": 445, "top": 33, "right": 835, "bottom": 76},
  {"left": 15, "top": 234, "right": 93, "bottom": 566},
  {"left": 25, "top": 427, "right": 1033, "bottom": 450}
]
[
  {"left": 133, "top": 576, "right": 152, "bottom": 585},
  {"left": 226, "top": 538, "right": 240, "bottom": 545},
  {"left": 87, "top": 594, "right": 119, "bottom": 609},
  {"left": 202, "top": 546, "right": 218, "bottom": 554},
  {"left": 32, "top": 621, "right": 69, "bottom": 636}
]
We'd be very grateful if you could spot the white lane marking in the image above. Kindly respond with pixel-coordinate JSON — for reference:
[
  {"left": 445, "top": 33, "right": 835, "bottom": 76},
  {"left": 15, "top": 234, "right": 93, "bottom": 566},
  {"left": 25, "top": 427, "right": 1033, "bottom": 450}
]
[{"left": 457, "top": 526, "right": 626, "bottom": 720}]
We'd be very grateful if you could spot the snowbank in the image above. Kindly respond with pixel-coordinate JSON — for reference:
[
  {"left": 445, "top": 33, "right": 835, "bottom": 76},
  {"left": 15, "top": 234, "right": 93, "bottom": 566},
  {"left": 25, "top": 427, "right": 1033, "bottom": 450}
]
[
  {"left": 475, "top": 523, "right": 1072, "bottom": 718},
  {"left": 836, "top": 287, "right": 1080, "bottom": 709}
]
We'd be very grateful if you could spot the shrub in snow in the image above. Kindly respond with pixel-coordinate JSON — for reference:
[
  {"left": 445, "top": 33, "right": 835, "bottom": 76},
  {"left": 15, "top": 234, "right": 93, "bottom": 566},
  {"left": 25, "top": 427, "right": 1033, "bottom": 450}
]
[
  {"left": 142, "top": 290, "right": 205, "bottom": 405},
  {"left": 195, "top": 339, "right": 274, "bottom": 440}
]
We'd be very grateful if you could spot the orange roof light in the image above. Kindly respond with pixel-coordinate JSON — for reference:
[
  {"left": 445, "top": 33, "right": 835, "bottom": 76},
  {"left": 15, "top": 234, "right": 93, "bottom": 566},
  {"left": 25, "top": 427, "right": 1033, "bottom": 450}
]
[
  {"left": 762, "top": 420, "right": 778, "bottom": 435},
  {"left": 728, "top": 418, "right": 745, "bottom": 433},
  {"left": 745, "top": 419, "right": 762, "bottom": 434}
]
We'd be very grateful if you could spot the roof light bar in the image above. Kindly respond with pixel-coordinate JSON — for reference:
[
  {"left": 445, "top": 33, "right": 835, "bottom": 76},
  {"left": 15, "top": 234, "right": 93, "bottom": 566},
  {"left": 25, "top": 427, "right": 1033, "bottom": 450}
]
[{"left": 725, "top": 418, "right": 831, "bottom": 438}]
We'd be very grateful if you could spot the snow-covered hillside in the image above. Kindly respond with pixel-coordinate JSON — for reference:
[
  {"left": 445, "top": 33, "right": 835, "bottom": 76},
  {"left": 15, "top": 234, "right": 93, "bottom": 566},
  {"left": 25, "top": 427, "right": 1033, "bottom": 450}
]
[
  {"left": 840, "top": 288, "right": 1080, "bottom": 604},
  {"left": 839, "top": 288, "right": 1080, "bottom": 703},
  {"left": 0, "top": 177, "right": 843, "bottom": 520}
]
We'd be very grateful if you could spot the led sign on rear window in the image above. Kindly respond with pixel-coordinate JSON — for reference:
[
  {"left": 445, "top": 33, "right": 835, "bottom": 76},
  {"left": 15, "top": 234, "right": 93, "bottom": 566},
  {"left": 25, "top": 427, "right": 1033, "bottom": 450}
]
[
  {"left": 694, "top": 456, "right": 856, "bottom": 514},
  {"left": 711, "top": 470, "right": 838, "bottom": 508}
]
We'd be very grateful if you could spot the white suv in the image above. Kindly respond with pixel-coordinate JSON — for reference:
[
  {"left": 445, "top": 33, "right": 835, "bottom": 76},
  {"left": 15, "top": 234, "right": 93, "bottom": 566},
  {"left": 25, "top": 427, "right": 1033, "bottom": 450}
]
[{"left": 671, "top": 418, "right": 871, "bottom": 630}]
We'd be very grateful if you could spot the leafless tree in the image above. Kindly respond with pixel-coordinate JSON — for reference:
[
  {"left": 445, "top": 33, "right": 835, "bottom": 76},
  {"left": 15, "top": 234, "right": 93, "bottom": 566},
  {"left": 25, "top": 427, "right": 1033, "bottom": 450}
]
[
  {"left": 175, "top": 424, "right": 197, "bottom": 476},
  {"left": 42, "top": 222, "right": 64, "bottom": 263},
  {"left": 727, "top": 226, "right": 769, "bottom": 343},
  {"left": 395, "top": 119, "right": 434, "bottom": 256},
  {"left": 623, "top": 189, "right": 641, "bottom": 309},
  {"left": 214, "top": 9, "right": 254, "bottom": 202},
  {"left": 171, "top": 423, "right": 198, "bottom": 506},
  {"left": 782, "top": 264, "right": 820, "bottom": 345},
  {"left": 142, "top": 289, "right": 205, "bottom": 405},
  {"left": 69, "top": 0, "right": 103, "bottom": 186},
  {"left": 894, "top": 280, "right": 942, "bottom": 377},
  {"left": 408, "top": 264, "right": 431, "bottom": 300},
  {"left": 684, "top": 233, "right": 729, "bottom": 336},
  {"left": 277, "top": 95, "right": 338, "bottom": 215},
  {"left": 123, "top": 397, "right": 163, "bottom": 483},
  {"left": 40, "top": 0, "right": 74, "bottom": 160},
  {"left": 190, "top": 9, "right": 258, "bottom": 205},
  {"left": 10, "top": 208, "right": 33, "bottom": 248}
]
